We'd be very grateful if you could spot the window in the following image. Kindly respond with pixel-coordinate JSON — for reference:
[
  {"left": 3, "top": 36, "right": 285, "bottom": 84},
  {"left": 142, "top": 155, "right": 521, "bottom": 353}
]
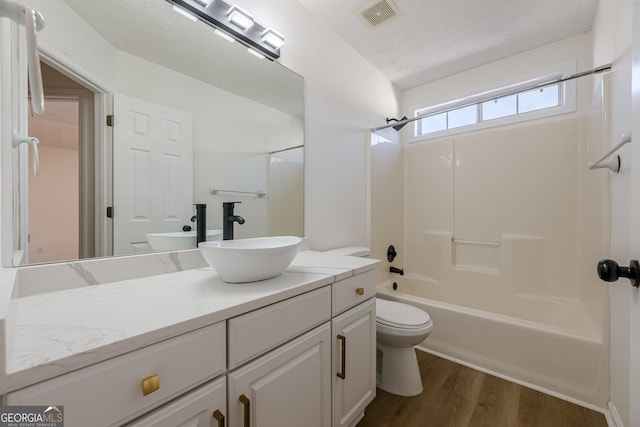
[
  {"left": 482, "top": 95, "right": 516, "bottom": 120},
  {"left": 419, "top": 112, "right": 446, "bottom": 134},
  {"left": 448, "top": 105, "right": 477, "bottom": 128},
  {"left": 414, "top": 77, "right": 570, "bottom": 139},
  {"left": 518, "top": 85, "right": 559, "bottom": 113}
]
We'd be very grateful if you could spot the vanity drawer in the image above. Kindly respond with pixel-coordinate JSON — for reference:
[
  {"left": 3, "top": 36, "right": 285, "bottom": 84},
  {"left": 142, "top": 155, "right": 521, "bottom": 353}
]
[
  {"left": 6, "top": 322, "right": 226, "bottom": 427},
  {"left": 332, "top": 269, "right": 376, "bottom": 315},
  {"left": 228, "top": 286, "right": 331, "bottom": 369}
]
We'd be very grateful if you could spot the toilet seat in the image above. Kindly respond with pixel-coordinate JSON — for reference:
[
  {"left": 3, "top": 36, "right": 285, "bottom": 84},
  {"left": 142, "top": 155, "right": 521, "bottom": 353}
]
[{"left": 376, "top": 298, "right": 431, "bottom": 329}]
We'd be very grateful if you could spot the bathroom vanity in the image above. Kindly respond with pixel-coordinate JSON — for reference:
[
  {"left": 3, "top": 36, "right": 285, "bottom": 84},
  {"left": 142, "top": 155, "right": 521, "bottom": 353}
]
[{"left": 0, "top": 250, "right": 378, "bottom": 427}]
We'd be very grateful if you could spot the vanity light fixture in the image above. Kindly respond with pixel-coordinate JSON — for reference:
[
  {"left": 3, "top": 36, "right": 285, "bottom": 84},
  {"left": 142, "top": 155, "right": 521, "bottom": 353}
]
[
  {"left": 214, "top": 28, "right": 235, "bottom": 43},
  {"left": 226, "top": 5, "right": 253, "bottom": 31},
  {"left": 166, "top": 0, "right": 284, "bottom": 59},
  {"left": 172, "top": 4, "right": 198, "bottom": 21},
  {"left": 247, "top": 48, "right": 265, "bottom": 60},
  {"left": 261, "top": 28, "right": 285, "bottom": 49}
]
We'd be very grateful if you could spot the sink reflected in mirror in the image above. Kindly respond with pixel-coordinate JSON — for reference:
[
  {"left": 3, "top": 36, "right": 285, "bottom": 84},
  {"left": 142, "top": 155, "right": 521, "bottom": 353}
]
[
  {"left": 199, "top": 236, "right": 302, "bottom": 283},
  {"left": 146, "top": 230, "right": 223, "bottom": 252}
]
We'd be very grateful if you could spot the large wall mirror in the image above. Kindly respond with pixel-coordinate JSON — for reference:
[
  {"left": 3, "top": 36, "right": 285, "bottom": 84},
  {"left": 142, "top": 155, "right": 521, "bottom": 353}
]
[{"left": 13, "top": 0, "right": 304, "bottom": 265}]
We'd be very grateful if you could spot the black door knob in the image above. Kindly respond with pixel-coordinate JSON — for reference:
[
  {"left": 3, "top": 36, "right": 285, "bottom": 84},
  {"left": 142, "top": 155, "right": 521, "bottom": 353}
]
[{"left": 597, "top": 259, "right": 640, "bottom": 287}]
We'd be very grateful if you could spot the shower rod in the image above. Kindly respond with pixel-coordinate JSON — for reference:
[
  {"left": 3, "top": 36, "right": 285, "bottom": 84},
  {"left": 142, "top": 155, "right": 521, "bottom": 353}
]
[{"left": 371, "top": 63, "right": 613, "bottom": 133}]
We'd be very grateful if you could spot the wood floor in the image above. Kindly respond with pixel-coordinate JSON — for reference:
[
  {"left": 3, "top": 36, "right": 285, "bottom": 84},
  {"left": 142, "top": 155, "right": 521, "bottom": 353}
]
[{"left": 357, "top": 351, "right": 608, "bottom": 427}]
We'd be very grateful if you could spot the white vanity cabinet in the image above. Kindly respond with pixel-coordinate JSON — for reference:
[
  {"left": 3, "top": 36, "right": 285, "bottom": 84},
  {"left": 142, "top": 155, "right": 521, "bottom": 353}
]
[
  {"left": 223, "top": 269, "right": 376, "bottom": 427},
  {"left": 226, "top": 286, "right": 332, "bottom": 427},
  {"left": 331, "top": 271, "right": 377, "bottom": 427},
  {"left": 2, "top": 260, "right": 380, "bottom": 427},
  {"left": 5, "top": 322, "right": 226, "bottom": 427},
  {"left": 227, "top": 323, "right": 332, "bottom": 427}
]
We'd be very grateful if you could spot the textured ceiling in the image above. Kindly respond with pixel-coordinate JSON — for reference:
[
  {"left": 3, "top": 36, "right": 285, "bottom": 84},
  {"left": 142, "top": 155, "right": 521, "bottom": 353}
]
[{"left": 295, "top": 0, "right": 599, "bottom": 89}]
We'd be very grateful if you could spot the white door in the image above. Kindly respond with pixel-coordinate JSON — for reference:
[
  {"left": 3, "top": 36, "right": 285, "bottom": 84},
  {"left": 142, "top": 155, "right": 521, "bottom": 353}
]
[
  {"left": 332, "top": 299, "right": 376, "bottom": 427},
  {"left": 227, "top": 324, "right": 332, "bottom": 427},
  {"left": 628, "top": 3, "right": 640, "bottom": 423},
  {"left": 113, "top": 94, "right": 193, "bottom": 255}
]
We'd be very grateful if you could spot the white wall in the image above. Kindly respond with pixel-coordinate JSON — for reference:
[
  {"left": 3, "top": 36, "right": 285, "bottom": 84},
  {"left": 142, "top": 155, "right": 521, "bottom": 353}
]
[
  {"left": 592, "top": 0, "right": 635, "bottom": 424},
  {"left": 370, "top": 135, "right": 404, "bottom": 282},
  {"left": 403, "top": 33, "right": 593, "bottom": 116},
  {"left": 23, "top": 0, "right": 116, "bottom": 90},
  {"left": 233, "top": 0, "right": 400, "bottom": 250}
]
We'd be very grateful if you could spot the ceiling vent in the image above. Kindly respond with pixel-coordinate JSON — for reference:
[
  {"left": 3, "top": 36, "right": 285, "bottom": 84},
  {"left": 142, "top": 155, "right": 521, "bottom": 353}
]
[{"left": 358, "top": 0, "right": 399, "bottom": 27}]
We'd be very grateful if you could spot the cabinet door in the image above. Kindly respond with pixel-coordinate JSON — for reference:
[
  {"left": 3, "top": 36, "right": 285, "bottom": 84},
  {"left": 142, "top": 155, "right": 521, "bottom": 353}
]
[
  {"left": 227, "top": 323, "right": 331, "bottom": 427},
  {"left": 126, "top": 377, "right": 226, "bottom": 427},
  {"left": 332, "top": 299, "right": 376, "bottom": 427}
]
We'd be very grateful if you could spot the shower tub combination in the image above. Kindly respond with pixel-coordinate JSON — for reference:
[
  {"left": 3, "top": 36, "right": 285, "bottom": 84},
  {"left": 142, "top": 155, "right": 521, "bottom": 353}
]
[
  {"left": 370, "top": 113, "right": 613, "bottom": 410},
  {"left": 377, "top": 276, "right": 608, "bottom": 409}
]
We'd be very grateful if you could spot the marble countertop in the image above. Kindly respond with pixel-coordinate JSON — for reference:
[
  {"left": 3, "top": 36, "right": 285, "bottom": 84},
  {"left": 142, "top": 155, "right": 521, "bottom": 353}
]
[{"left": 0, "top": 250, "right": 379, "bottom": 395}]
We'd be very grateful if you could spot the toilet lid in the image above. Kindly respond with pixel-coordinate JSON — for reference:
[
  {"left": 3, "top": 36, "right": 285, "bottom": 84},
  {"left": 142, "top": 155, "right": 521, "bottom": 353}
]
[{"left": 376, "top": 298, "right": 431, "bottom": 329}]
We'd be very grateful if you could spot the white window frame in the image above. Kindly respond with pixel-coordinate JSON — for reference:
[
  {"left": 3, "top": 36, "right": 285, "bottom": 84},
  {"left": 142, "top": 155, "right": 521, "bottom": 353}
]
[{"left": 410, "top": 65, "right": 577, "bottom": 143}]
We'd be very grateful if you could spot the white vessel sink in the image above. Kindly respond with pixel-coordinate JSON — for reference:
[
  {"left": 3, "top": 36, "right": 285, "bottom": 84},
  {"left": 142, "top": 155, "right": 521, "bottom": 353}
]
[
  {"left": 198, "top": 236, "right": 302, "bottom": 283},
  {"left": 146, "top": 230, "right": 223, "bottom": 251}
]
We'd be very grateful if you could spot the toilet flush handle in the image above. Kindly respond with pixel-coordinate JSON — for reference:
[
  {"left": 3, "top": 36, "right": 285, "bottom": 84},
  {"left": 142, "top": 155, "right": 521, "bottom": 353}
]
[{"left": 597, "top": 259, "right": 640, "bottom": 287}]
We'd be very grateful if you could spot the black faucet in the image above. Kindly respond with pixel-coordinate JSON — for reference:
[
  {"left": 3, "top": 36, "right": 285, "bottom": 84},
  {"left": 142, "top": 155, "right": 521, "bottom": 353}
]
[
  {"left": 223, "top": 202, "right": 245, "bottom": 240},
  {"left": 194, "top": 203, "right": 206, "bottom": 246},
  {"left": 390, "top": 266, "right": 404, "bottom": 275}
]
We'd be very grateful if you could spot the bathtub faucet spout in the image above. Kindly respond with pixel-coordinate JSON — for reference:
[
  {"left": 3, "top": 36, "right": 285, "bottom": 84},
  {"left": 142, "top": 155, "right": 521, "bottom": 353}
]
[{"left": 390, "top": 266, "right": 404, "bottom": 275}]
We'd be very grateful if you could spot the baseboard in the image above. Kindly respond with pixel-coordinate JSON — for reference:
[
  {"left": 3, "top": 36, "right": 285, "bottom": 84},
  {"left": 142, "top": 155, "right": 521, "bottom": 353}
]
[
  {"left": 416, "top": 346, "right": 609, "bottom": 416},
  {"left": 607, "top": 401, "right": 624, "bottom": 427}
]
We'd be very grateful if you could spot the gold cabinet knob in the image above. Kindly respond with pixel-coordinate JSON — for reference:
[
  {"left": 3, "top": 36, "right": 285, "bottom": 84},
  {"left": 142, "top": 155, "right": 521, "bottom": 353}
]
[
  {"left": 141, "top": 375, "right": 160, "bottom": 396},
  {"left": 356, "top": 287, "right": 365, "bottom": 296}
]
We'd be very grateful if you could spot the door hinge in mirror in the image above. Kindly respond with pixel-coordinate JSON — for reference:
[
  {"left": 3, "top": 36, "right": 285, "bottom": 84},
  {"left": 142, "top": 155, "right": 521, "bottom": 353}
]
[
  {"left": 106, "top": 115, "right": 114, "bottom": 127},
  {"left": 106, "top": 206, "right": 113, "bottom": 218}
]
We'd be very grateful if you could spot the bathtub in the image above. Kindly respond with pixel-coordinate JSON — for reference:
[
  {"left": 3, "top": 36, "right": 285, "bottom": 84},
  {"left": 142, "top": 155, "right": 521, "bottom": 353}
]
[{"left": 376, "top": 278, "right": 609, "bottom": 410}]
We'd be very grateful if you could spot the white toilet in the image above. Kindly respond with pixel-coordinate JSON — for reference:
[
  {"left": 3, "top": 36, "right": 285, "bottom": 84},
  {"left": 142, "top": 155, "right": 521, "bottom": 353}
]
[
  {"left": 376, "top": 298, "right": 432, "bottom": 396},
  {"left": 324, "top": 246, "right": 433, "bottom": 397}
]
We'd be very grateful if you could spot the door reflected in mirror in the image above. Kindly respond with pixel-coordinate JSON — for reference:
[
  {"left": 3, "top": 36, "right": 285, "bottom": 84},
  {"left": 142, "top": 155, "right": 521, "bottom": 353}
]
[{"left": 13, "top": 0, "right": 304, "bottom": 265}]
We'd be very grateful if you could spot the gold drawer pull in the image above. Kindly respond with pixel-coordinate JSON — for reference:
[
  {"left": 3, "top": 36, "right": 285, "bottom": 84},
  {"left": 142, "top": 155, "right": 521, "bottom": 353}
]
[
  {"left": 356, "top": 287, "right": 365, "bottom": 296},
  {"left": 337, "top": 334, "right": 346, "bottom": 379},
  {"left": 239, "top": 394, "right": 250, "bottom": 427},
  {"left": 141, "top": 375, "right": 159, "bottom": 396},
  {"left": 213, "top": 409, "right": 225, "bottom": 427}
]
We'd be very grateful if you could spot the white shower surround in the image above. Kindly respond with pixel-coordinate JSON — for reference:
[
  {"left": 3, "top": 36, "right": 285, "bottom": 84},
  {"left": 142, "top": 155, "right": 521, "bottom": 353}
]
[
  {"left": 382, "top": 114, "right": 611, "bottom": 408},
  {"left": 368, "top": 32, "right": 611, "bottom": 408}
]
